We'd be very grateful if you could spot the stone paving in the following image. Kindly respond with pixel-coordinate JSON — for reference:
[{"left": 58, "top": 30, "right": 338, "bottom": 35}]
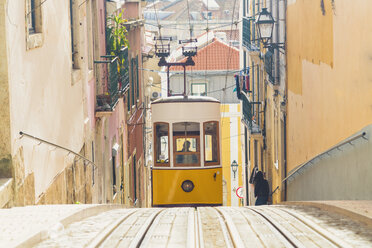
[
  {"left": 34, "top": 208, "right": 135, "bottom": 248},
  {"left": 277, "top": 205, "right": 372, "bottom": 247},
  {"left": 283, "top": 200, "right": 372, "bottom": 228},
  {"left": 0, "top": 204, "right": 124, "bottom": 247}
]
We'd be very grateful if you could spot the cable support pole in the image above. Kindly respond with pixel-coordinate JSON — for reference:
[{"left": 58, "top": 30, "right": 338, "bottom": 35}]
[{"left": 184, "top": 65, "right": 186, "bottom": 96}]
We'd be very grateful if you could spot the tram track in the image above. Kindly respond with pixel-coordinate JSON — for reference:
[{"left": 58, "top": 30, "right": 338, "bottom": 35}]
[
  {"left": 247, "top": 206, "right": 353, "bottom": 248},
  {"left": 275, "top": 207, "right": 353, "bottom": 248},
  {"left": 32, "top": 206, "right": 365, "bottom": 247},
  {"left": 86, "top": 208, "right": 163, "bottom": 248},
  {"left": 84, "top": 206, "right": 354, "bottom": 248}
]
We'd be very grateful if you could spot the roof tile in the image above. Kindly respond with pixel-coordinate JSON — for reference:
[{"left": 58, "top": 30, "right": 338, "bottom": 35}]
[{"left": 169, "top": 38, "right": 239, "bottom": 71}]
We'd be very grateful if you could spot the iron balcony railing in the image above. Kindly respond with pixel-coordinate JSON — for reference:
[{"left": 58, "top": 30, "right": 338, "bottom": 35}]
[
  {"left": 264, "top": 48, "right": 275, "bottom": 83},
  {"left": 242, "top": 17, "right": 259, "bottom": 52},
  {"left": 242, "top": 95, "right": 262, "bottom": 134},
  {"left": 282, "top": 131, "right": 368, "bottom": 184},
  {"left": 96, "top": 47, "right": 129, "bottom": 111}
]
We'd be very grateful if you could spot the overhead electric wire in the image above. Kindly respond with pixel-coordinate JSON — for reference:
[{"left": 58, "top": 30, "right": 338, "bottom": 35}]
[
  {"left": 150, "top": 83, "right": 235, "bottom": 98},
  {"left": 144, "top": 20, "right": 242, "bottom": 31},
  {"left": 221, "top": 0, "right": 239, "bottom": 124},
  {"left": 185, "top": 0, "right": 193, "bottom": 96},
  {"left": 185, "top": 0, "right": 192, "bottom": 38},
  {"left": 204, "top": 0, "right": 210, "bottom": 87},
  {"left": 152, "top": 0, "right": 164, "bottom": 45}
]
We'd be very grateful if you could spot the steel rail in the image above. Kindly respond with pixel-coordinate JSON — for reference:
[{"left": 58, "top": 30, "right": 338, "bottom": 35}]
[
  {"left": 235, "top": 207, "right": 294, "bottom": 247},
  {"left": 187, "top": 208, "right": 199, "bottom": 248},
  {"left": 282, "top": 131, "right": 367, "bottom": 183},
  {"left": 247, "top": 207, "right": 305, "bottom": 248},
  {"left": 196, "top": 207, "right": 205, "bottom": 248},
  {"left": 89, "top": 209, "right": 163, "bottom": 248},
  {"left": 211, "top": 208, "right": 234, "bottom": 248},
  {"left": 277, "top": 207, "right": 352, "bottom": 248},
  {"left": 19, "top": 131, "right": 97, "bottom": 169},
  {"left": 86, "top": 209, "right": 138, "bottom": 248},
  {"left": 215, "top": 208, "right": 246, "bottom": 248},
  {"left": 139, "top": 209, "right": 168, "bottom": 247},
  {"left": 128, "top": 209, "right": 164, "bottom": 248},
  {"left": 260, "top": 207, "right": 339, "bottom": 247}
]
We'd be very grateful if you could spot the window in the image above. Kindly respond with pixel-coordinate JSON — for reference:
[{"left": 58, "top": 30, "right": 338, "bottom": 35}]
[
  {"left": 26, "top": 0, "right": 42, "bottom": 33},
  {"left": 27, "top": 0, "right": 36, "bottom": 33},
  {"left": 26, "top": 0, "right": 43, "bottom": 49},
  {"left": 70, "top": 0, "right": 80, "bottom": 69},
  {"left": 86, "top": 1, "right": 94, "bottom": 70},
  {"left": 112, "top": 156, "right": 116, "bottom": 195},
  {"left": 154, "top": 123, "right": 169, "bottom": 166},
  {"left": 191, "top": 83, "right": 207, "bottom": 96},
  {"left": 131, "top": 57, "right": 137, "bottom": 107},
  {"left": 136, "top": 55, "right": 139, "bottom": 100},
  {"left": 204, "top": 121, "right": 220, "bottom": 165},
  {"left": 173, "top": 122, "right": 200, "bottom": 167}
]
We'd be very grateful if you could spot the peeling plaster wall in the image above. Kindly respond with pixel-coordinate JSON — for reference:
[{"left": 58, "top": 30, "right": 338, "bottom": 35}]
[
  {"left": 5, "top": 0, "right": 88, "bottom": 201},
  {"left": 0, "top": 1, "right": 12, "bottom": 178},
  {"left": 287, "top": 0, "right": 372, "bottom": 173}
]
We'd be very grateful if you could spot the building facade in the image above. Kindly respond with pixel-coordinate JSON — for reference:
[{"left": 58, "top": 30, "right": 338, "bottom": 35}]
[
  {"left": 285, "top": 0, "right": 372, "bottom": 200},
  {"left": 0, "top": 0, "right": 98, "bottom": 206},
  {"left": 240, "top": 0, "right": 286, "bottom": 205},
  {"left": 0, "top": 0, "right": 147, "bottom": 207}
]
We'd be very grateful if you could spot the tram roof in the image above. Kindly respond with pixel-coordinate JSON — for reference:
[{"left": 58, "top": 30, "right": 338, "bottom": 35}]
[{"left": 152, "top": 96, "right": 220, "bottom": 104}]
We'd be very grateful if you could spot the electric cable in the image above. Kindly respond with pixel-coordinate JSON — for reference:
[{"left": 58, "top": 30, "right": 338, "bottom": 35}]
[
  {"left": 144, "top": 20, "right": 242, "bottom": 31},
  {"left": 221, "top": 0, "right": 239, "bottom": 124}
]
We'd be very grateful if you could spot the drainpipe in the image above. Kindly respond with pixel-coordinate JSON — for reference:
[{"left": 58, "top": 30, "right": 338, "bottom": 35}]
[
  {"left": 276, "top": 0, "right": 280, "bottom": 85},
  {"left": 284, "top": 0, "right": 288, "bottom": 201}
]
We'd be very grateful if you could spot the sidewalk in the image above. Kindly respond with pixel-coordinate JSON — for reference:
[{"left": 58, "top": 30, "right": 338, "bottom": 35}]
[
  {"left": 0, "top": 204, "right": 124, "bottom": 247},
  {"left": 282, "top": 201, "right": 372, "bottom": 228}
]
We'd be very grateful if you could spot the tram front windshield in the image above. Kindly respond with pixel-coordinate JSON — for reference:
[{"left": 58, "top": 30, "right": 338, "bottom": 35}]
[{"left": 173, "top": 122, "right": 200, "bottom": 167}]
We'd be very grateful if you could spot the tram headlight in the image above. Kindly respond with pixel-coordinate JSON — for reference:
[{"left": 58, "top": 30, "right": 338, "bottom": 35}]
[{"left": 181, "top": 180, "right": 194, "bottom": 193}]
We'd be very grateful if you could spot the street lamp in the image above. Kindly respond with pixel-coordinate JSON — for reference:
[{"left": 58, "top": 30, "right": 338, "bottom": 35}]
[
  {"left": 231, "top": 160, "right": 239, "bottom": 180},
  {"left": 255, "top": 8, "right": 284, "bottom": 49},
  {"left": 255, "top": 8, "right": 274, "bottom": 46}
]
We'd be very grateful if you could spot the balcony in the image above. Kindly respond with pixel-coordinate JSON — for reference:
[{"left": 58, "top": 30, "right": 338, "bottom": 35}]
[
  {"left": 264, "top": 48, "right": 275, "bottom": 83},
  {"left": 242, "top": 17, "right": 260, "bottom": 64},
  {"left": 96, "top": 47, "right": 129, "bottom": 112},
  {"left": 242, "top": 17, "right": 259, "bottom": 52},
  {"left": 242, "top": 95, "right": 262, "bottom": 134}
]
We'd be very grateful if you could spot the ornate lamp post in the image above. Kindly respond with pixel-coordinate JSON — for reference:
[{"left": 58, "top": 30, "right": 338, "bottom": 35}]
[
  {"left": 231, "top": 160, "right": 239, "bottom": 180},
  {"left": 255, "top": 8, "right": 274, "bottom": 46},
  {"left": 255, "top": 8, "right": 284, "bottom": 49}
]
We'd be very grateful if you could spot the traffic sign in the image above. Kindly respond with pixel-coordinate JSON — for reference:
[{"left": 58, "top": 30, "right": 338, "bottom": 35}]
[{"left": 236, "top": 186, "right": 244, "bottom": 199}]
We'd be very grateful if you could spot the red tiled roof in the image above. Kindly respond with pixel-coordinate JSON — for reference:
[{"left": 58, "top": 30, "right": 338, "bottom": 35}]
[{"left": 169, "top": 38, "right": 239, "bottom": 71}]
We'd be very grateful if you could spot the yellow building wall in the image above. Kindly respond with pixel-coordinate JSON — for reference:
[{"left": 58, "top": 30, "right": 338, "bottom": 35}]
[
  {"left": 265, "top": 86, "right": 286, "bottom": 204},
  {"left": 287, "top": 0, "right": 372, "bottom": 172},
  {"left": 221, "top": 104, "right": 244, "bottom": 206}
]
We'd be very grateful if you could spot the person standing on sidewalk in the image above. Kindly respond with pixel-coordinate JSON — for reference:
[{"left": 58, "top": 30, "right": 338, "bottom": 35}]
[{"left": 254, "top": 171, "right": 269, "bottom": 206}]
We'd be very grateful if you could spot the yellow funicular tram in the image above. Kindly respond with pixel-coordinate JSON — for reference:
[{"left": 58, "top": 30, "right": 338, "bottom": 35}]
[
  {"left": 151, "top": 96, "right": 222, "bottom": 206},
  {"left": 151, "top": 36, "right": 222, "bottom": 206}
]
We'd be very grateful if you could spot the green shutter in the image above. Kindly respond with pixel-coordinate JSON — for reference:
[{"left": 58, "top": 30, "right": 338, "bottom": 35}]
[{"left": 242, "top": 17, "right": 251, "bottom": 50}]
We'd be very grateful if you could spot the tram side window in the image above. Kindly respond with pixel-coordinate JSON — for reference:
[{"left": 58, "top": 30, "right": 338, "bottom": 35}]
[
  {"left": 204, "top": 121, "right": 219, "bottom": 165},
  {"left": 155, "top": 123, "right": 169, "bottom": 166},
  {"left": 173, "top": 122, "right": 200, "bottom": 167}
]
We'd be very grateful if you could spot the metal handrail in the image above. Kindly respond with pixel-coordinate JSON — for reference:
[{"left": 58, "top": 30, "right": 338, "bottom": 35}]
[
  {"left": 19, "top": 131, "right": 96, "bottom": 169},
  {"left": 282, "top": 131, "right": 367, "bottom": 184}
]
